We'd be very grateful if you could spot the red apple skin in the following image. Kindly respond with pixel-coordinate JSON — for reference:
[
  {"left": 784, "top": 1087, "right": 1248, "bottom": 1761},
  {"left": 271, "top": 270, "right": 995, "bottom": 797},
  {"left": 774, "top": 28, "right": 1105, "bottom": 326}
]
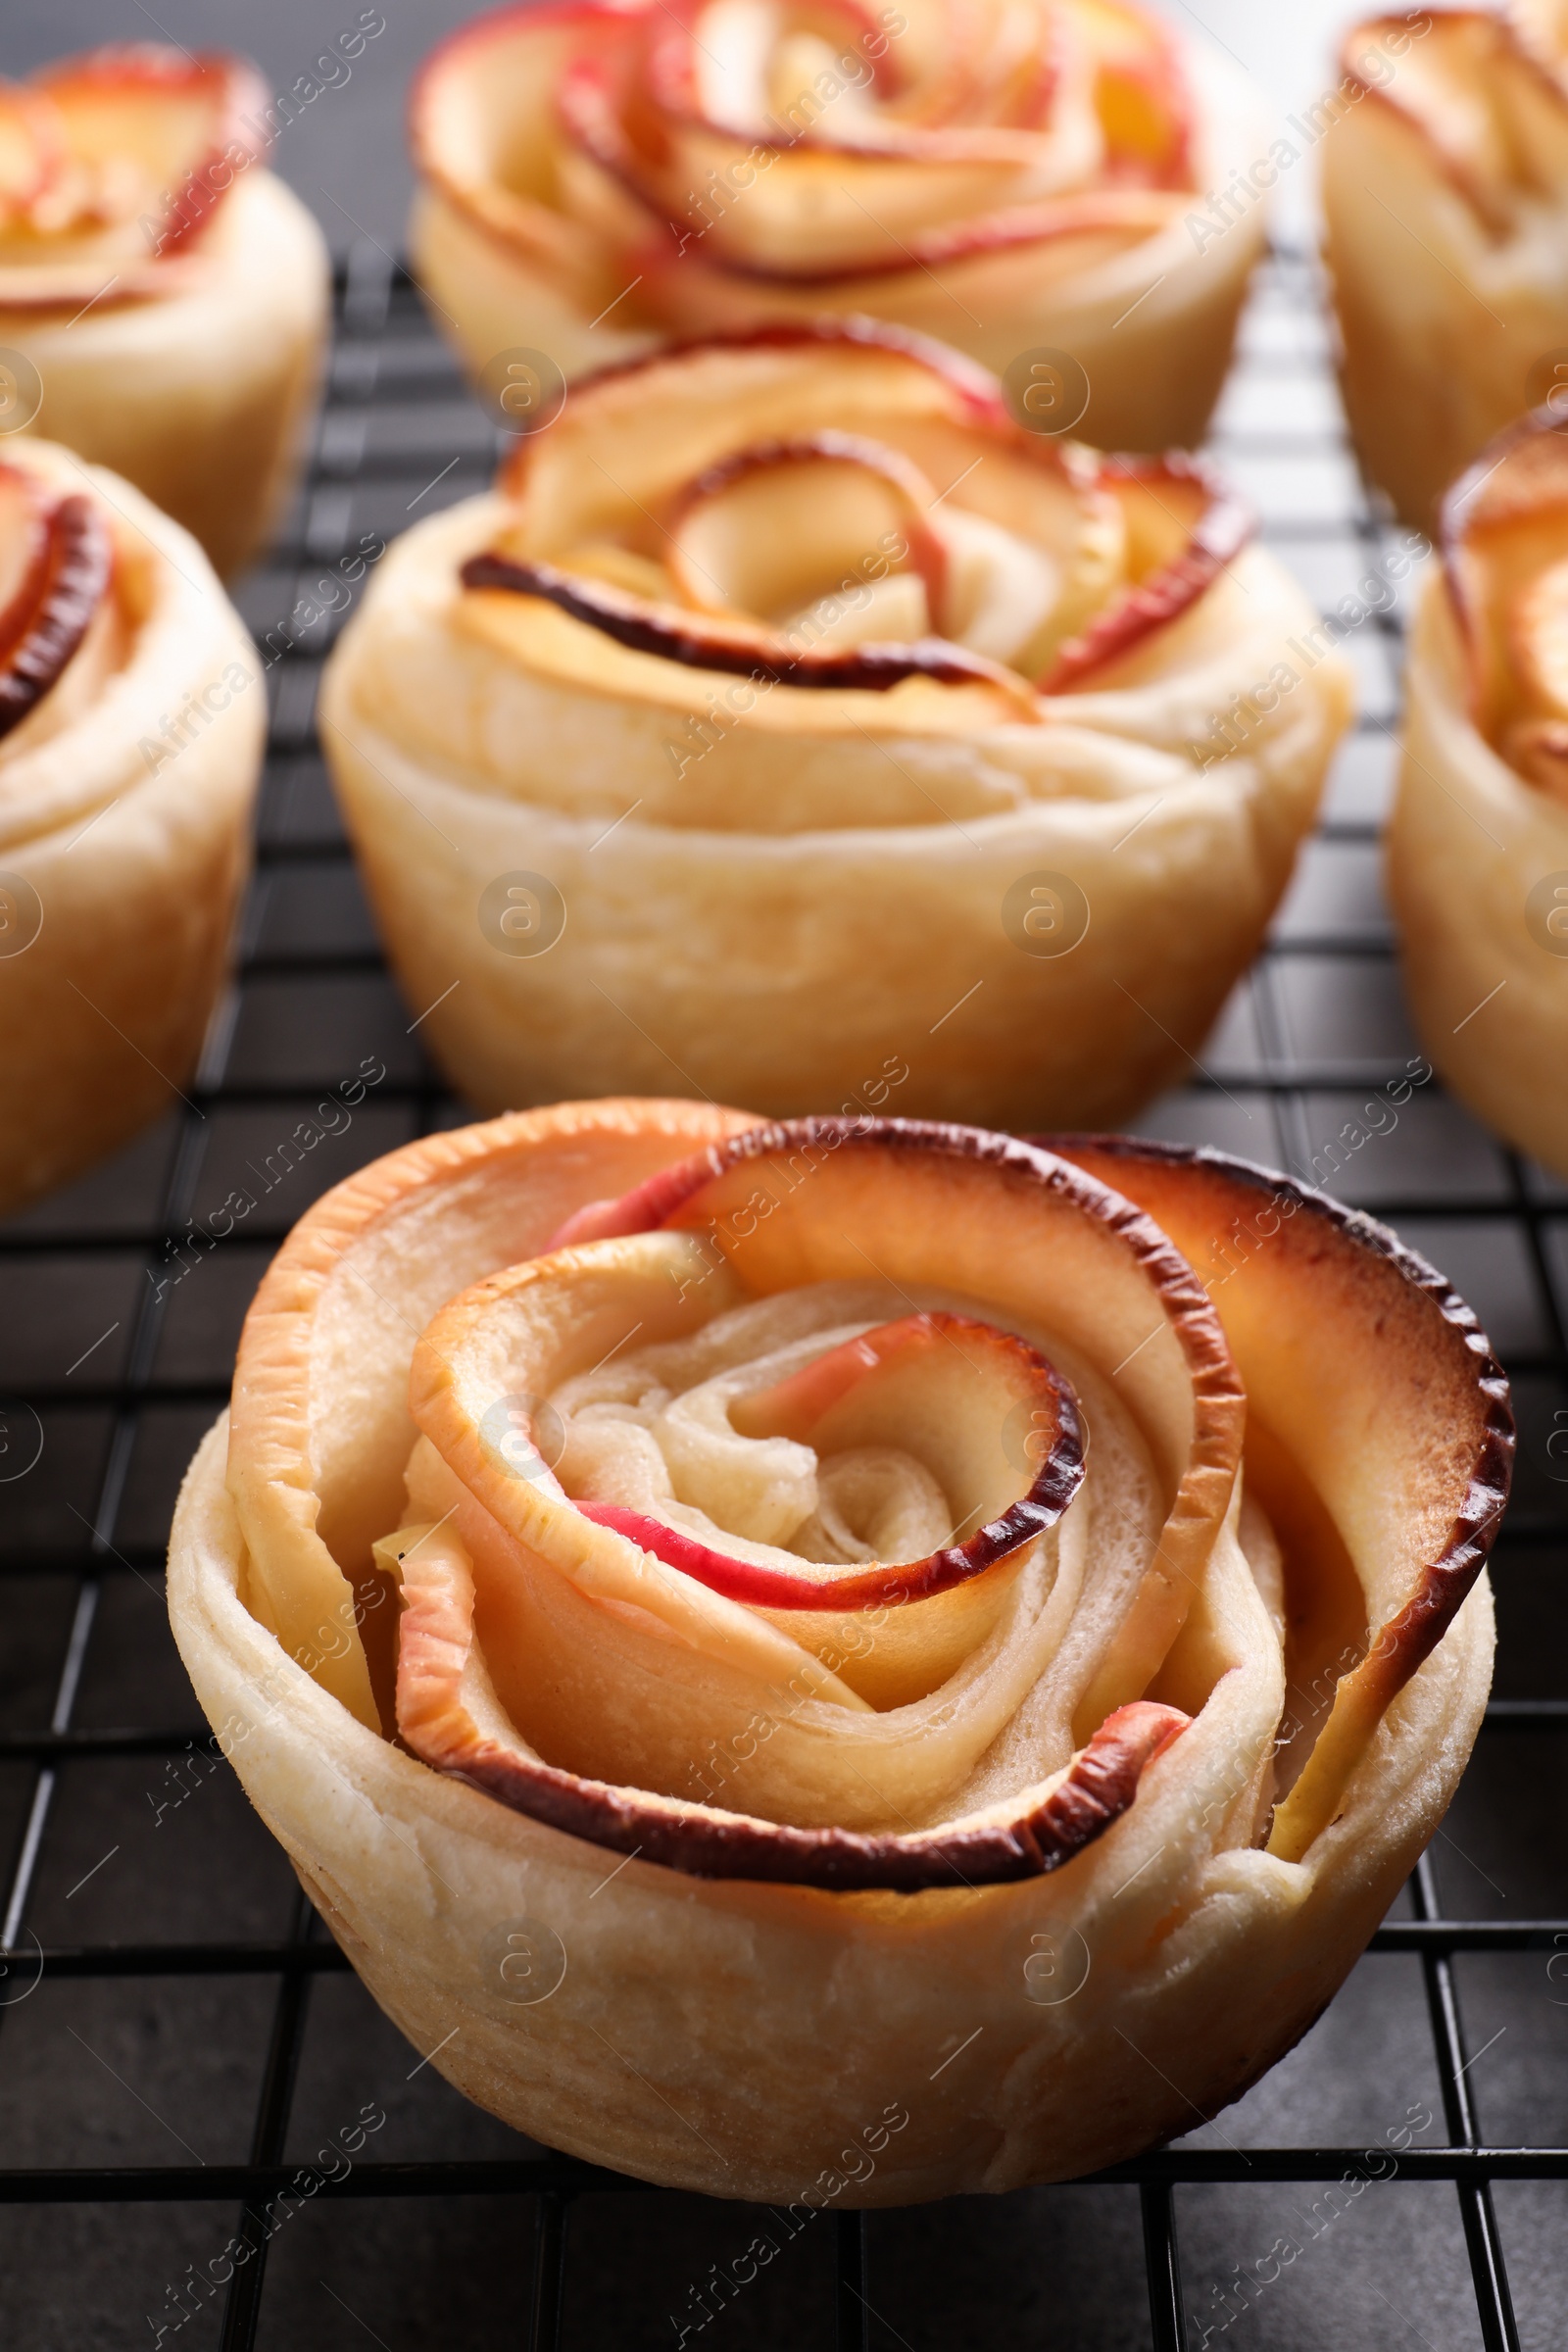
[
  {"left": 0, "top": 471, "right": 51, "bottom": 666},
  {"left": 542, "top": 1113, "right": 1085, "bottom": 1244},
  {"left": 497, "top": 319, "right": 1014, "bottom": 507},
  {"left": 1041, "top": 453, "right": 1254, "bottom": 694},
  {"left": 0, "top": 477, "right": 112, "bottom": 741},
  {"left": 1045, "top": 1128, "right": 1515, "bottom": 1725},
  {"left": 478, "top": 324, "right": 1248, "bottom": 696},
  {"left": 460, "top": 548, "right": 1027, "bottom": 697},
  {"left": 397, "top": 1504, "right": 1191, "bottom": 1886}
]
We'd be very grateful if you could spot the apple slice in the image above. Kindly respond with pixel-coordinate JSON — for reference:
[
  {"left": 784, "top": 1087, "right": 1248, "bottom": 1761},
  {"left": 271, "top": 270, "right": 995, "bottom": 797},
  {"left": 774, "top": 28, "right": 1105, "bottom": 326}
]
[
  {"left": 395, "top": 1510, "right": 1191, "bottom": 1888},
  {"left": 1442, "top": 405, "right": 1568, "bottom": 738},
  {"left": 933, "top": 503, "right": 1066, "bottom": 668},
  {"left": 0, "top": 469, "right": 51, "bottom": 653},
  {"left": 33, "top": 46, "right": 269, "bottom": 236},
  {"left": 1502, "top": 716, "right": 1568, "bottom": 802},
  {"left": 574, "top": 1307, "right": 1084, "bottom": 1611},
  {"left": 1040, "top": 454, "right": 1253, "bottom": 692},
  {"left": 1509, "top": 546, "right": 1568, "bottom": 708},
  {"left": 0, "top": 466, "right": 112, "bottom": 743},
  {"left": 475, "top": 325, "right": 1244, "bottom": 702},
  {"left": 498, "top": 318, "right": 1008, "bottom": 522},
  {"left": 1340, "top": 11, "right": 1568, "bottom": 238},
  {"left": 1070, "top": 0, "right": 1193, "bottom": 186},
  {"left": 662, "top": 0, "right": 904, "bottom": 138},
  {"left": 459, "top": 547, "right": 1039, "bottom": 707},
  {"left": 0, "top": 83, "right": 65, "bottom": 215},
  {"left": 444, "top": 1116, "right": 1246, "bottom": 1727},
  {"left": 665, "top": 432, "right": 947, "bottom": 623},
  {"left": 588, "top": 1116, "right": 1242, "bottom": 1697},
  {"left": 412, "top": 1218, "right": 1085, "bottom": 1619},
  {"left": 0, "top": 47, "right": 269, "bottom": 308}
]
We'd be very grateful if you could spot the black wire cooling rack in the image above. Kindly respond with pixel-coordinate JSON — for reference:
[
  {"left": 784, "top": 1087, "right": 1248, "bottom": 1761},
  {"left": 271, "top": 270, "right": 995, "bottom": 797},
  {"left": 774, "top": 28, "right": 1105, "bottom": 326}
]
[{"left": 0, "top": 244, "right": 1564, "bottom": 2352}]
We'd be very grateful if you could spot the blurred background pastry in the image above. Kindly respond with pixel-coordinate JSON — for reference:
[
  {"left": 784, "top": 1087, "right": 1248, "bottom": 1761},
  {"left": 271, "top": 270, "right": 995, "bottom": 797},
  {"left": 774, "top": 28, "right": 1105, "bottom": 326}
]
[
  {"left": 0, "top": 44, "right": 329, "bottom": 576},
  {"left": 409, "top": 0, "right": 1270, "bottom": 454},
  {"left": 320, "top": 322, "right": 1352, "bottom": 1130},
  {"left": 1322, "top": 5, "right": 1568, "bottom": 531},
  {"left": 1390, "top": 404, "right": 1568, "bottom": 1175},
  {"left": 0, "top": 437, "right": 264, "bottom": 1213}
]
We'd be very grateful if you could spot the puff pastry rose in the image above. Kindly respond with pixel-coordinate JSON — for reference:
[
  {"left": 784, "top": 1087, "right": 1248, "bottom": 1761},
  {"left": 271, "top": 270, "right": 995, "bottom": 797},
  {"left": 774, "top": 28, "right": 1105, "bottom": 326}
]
[
  {"left": 167, "top": 1099, "right": 1508, "bottom": 2200},
  {"left": 1390, "top": 405, "right": 1568, "bottom": 1174},
  {"left": 409, "top": 0, "right": 1267, "bottom": 454},
  {"left": 1322, "top": 6, "right": 1568, "bottom": 530},
  {"left": 319, "top": 325, "right": 1352, "bottom": 1130},
  {"left": 0, "top": 438, "right": 264, "bottom": 1214},
  {"left": 0, "top": 45, "right": 329, "bottom": 577}
]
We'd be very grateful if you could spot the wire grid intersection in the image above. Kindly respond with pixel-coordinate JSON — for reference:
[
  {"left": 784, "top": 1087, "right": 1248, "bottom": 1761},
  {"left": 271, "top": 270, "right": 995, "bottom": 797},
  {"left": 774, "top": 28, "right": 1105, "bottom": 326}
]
[{"left": 0, "top": 244, "right": 1563, "bottom": 2352}]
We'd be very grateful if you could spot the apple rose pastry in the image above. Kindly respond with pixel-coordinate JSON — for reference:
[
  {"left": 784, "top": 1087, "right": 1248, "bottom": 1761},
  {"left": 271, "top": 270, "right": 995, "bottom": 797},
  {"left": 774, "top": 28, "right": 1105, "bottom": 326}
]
[
  {"left": 1321, "top": 7, "right": 1568, "bottom": 531},
  {"left": 408, "top": 0, "right": 1268, "bottom": 453},
  {"left": 319, "top": 325, "right": 1352, "bottom": 1128},
  {"left": 167, "top": 1099, "right": 1509, "bottom": 2199},
  {"left": 0, "top": 438, "right": 264, "bottom": 1214},
  {"left": 0, "top": 45, "right": 329, "bottom": 577},
  {"left": 1390, "top": 405, "right": 1568, "bottom": 1174}
]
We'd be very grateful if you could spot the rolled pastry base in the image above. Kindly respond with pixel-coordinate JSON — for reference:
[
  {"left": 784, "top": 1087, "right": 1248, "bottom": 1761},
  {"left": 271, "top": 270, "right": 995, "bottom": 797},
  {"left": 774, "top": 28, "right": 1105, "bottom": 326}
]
[
  {"left": 171, "top": 1418, "right": 1493, "bottom": 2203},
  {"left": 0, "top": 743, "right": 255, "bottom": 1215},
  {"left": 323, "top": 734, "right": 1318, "bottom": 1134},
  {"left": 2, "top": 172, "right": 329, "bottom": 579},
  {"left": 1326, "top": 268, "right": 1558, "bottom": 537}
]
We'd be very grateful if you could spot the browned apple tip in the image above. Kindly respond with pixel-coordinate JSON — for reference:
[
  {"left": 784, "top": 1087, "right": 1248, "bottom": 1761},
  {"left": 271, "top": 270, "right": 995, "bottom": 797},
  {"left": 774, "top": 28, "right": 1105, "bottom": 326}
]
[
  {"left": 0, "top": 469, "right": 112, "bottom": 740},
  {"left": 395, "top": 1494, "right": 1191, "bottom": 1890},
  {"left": 1042, "top": 453, "right": 1254, "bottom": 693},
  {"left": 457, "top": 547, "right": 1035, "bottom": 701}
]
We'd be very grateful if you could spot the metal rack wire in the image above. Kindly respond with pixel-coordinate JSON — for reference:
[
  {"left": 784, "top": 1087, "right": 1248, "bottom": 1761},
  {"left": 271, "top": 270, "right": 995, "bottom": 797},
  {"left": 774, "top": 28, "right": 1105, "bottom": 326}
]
[{"left": 0, "top": 244, "right": 1563, "bottom": 2351}]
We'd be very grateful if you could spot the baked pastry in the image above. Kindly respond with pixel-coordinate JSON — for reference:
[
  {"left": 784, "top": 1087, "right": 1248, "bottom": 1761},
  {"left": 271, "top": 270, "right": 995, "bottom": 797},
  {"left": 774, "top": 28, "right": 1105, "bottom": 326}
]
[
  {"left": 0, "top": 438, "right": 264, "bottom": 1215},
  {"left": 409, "top": 0, "right": 1268, "bottom": 453},
  {"left": 1390, "top": 404, "right": 1568, "bottom": 1174},
  {"left": 1322, "top": 6, "right": 1568, "bottom": 531},
  {"left": 0, "top": 44, "right": 330, "bottom": 577},
  {"left": 168, "top": 1098, "right": 1508, "bottom": 2199},
  {"left": 319, "top": 324, "right": 1352, "bottom": 1130}
]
